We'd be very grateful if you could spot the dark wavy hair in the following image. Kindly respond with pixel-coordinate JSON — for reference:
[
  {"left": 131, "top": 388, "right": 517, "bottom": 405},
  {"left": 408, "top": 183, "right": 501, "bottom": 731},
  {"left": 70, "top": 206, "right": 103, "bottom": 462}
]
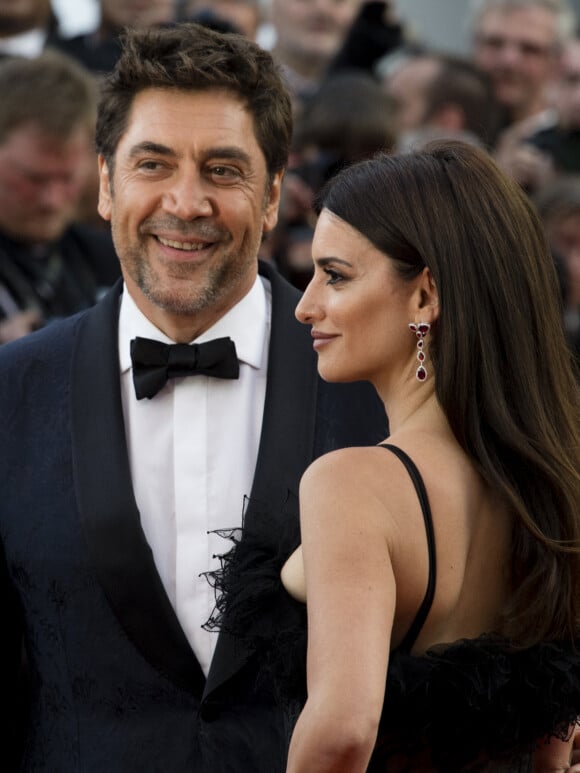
[
  {"left": 317, "top": 140, "right": 580, "bottom": 645},
  {"left": 95, "top": 22, "right": 292, "bottom": 181}
]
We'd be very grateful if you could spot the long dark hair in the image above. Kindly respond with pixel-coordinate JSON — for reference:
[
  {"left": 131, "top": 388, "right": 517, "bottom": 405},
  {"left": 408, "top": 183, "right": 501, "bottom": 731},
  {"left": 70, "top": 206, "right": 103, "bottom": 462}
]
[{"left": 318, "top": 140, "right": 580, "bottom": 644}]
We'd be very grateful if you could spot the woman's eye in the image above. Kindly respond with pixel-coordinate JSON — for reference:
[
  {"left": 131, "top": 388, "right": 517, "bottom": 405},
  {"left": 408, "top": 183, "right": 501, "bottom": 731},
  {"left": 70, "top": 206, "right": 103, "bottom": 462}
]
[{"left": 324, "top": 268, "right": 343, "bottom": 285}]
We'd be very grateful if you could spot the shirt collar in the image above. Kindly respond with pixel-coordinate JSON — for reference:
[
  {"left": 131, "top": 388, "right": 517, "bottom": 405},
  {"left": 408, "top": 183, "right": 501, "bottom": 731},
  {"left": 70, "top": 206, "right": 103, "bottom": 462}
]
[
  {"left": 0, "top": 29, "right": 47, "bottom": 58},
  {"left": 119, "top": 275, "right": 268, "bottom": 375}
]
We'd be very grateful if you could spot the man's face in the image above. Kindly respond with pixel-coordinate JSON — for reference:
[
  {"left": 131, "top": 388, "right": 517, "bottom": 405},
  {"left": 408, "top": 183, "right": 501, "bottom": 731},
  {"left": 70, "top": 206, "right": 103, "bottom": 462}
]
[
  {"left": 99, "top": 0, "right": 176, "bottom": 30},
  {"left": 384, "top": 56, "right": 442, "bottom": 134},
  {"left": 98, "top": 87, "right": 283, "bottom": 339},
  {"left": 0, "top": 123, "right": 93, "bottom": 243},
  {"left": 555, "top": 40, "right": 580, "bottom": 130},
  {"left": 0, "top": 0, "right": 51, "bottom": 35},
  {"left": 272, "top": 0, "right": 361, "bottom": 69},
  {"left": 473, "top": 6, "right": 559, "bottom": 120}
]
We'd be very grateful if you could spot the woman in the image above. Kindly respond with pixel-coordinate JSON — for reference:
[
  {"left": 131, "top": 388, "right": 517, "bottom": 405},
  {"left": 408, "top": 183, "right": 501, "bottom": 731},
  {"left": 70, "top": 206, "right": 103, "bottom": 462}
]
[
  {"left": 208, "top": 140, "right": 580, "bottom": 771},
  {"left": 282, "top": 141, "right": 580, "bottom": 772}
]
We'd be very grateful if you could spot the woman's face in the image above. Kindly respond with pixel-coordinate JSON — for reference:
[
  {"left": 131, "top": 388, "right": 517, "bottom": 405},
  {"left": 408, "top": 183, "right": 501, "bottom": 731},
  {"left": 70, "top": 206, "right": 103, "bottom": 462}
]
[{"left": 295, "top": 209, "right": 419, "bottom": 389}]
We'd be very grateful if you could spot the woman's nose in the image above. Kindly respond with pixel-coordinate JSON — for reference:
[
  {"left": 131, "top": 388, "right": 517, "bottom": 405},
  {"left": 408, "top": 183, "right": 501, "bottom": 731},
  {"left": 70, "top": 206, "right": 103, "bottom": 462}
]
[{"left": 295, "top": 281, "right": 321, "bottom": 324}]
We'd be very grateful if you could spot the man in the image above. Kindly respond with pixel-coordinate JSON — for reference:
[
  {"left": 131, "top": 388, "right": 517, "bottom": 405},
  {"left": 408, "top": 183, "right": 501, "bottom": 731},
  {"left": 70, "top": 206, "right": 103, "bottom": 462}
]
[
  {"left": 0, "top": 0, "right": 58, "bottom": 58},
  {"left": 383, "top": 50, "right": 501, "bottom": 152},
  {"left": 179, "top": 0, "right": 262, "bottom": 39},
  {"left": 526, "top": 36, "right": 580, "bottom": 174},
  {"left": 54, "top": 0, "right": 177, "bottom": 74},
  {"left": 470, "top": 0, "right": 576, "bottom": 183},
  {"left": 268, "top": 0, "right": 362, "bottom": 105},
  {"left": 382, "top": 50, "right": 443, "bottom": 137},
  {"left": 0, "top": 50, "right": 119, "bottom": 343},
  {"left": 1, "top": 22, "right": 386, "bottom": 772},
  {"left": 471, "top": 0, "right": 574, "bottom": 126}
]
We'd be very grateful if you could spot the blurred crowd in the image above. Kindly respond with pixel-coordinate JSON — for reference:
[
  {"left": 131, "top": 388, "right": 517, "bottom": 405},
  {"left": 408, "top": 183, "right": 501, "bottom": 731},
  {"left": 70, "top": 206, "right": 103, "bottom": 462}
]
[{"left": 1, "top": 0, "right": 579, "bottom": 359}]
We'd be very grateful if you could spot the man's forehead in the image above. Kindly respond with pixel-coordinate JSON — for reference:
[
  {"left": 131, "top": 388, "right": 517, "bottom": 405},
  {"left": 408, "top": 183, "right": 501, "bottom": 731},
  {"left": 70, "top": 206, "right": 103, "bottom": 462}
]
[{"left": 479, "top": 5, "right": 557, "bottom": 38}]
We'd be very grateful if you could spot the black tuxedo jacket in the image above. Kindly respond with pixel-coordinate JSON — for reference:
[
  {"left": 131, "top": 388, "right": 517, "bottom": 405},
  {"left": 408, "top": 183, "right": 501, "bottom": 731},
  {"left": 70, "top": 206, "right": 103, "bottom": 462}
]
[{"left": 0, "top": 262, "right": 386, "bottom": 772}]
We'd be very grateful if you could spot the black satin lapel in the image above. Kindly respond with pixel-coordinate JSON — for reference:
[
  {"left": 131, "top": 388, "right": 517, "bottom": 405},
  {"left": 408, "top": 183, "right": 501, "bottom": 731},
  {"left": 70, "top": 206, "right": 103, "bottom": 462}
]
[
  {"left": 204, "top": 263, "right": 318, "bottom": 698},
  {"left": 249, "top": 263, "right": 319, "bottom": 509},
  {"left": 71, "top": 281, "right": 205, "bottom": 695}
]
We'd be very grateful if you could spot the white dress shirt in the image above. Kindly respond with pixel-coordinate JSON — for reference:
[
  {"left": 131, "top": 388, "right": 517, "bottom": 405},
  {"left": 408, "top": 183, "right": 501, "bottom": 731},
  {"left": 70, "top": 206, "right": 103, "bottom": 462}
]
[{"left": 118, "top": 275, "right": 271, "bottom": 675}]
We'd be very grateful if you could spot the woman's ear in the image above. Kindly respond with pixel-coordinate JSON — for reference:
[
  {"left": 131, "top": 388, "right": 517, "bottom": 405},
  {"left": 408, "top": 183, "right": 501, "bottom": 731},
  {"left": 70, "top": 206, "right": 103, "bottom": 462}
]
[{"left": 413, "top": 267, "right": 439, "bottom": 324}]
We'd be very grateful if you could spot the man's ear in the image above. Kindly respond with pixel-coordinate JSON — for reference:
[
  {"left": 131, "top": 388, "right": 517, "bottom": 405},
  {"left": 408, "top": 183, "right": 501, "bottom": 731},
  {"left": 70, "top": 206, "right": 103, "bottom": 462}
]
[
  {"left": 263, "top": 170, "right": 284, "bottom": 233},
  {"left": 97, "top": 155, "right": 112, "bottom": 222}
]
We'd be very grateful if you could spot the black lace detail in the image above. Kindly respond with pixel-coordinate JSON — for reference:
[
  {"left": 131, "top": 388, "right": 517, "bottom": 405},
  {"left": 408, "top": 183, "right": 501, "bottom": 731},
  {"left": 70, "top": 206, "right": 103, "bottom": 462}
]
[
  {"left": 204, "top": 502, "right": 580, "bottom": 772},
  {"left": 203, "top": 495, "right": 307, "bottom": 710}
]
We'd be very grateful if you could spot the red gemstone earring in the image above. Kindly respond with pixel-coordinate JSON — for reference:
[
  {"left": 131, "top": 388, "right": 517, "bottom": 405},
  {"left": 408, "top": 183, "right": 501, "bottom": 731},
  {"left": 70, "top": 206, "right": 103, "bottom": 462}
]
[{"left": 409, "top": 322, "right": 431, "bottom": 382}]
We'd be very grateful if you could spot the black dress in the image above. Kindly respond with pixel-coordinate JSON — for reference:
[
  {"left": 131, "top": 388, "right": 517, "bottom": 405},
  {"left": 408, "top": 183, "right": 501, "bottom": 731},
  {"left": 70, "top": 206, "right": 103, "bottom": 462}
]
[{"left": 205, "top": 445, "right": 580, "bottom": 772}]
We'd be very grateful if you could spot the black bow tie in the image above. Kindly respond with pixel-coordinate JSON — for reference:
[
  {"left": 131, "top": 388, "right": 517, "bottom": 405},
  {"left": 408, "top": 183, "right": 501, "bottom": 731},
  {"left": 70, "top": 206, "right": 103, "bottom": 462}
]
[{"left": 130, "top": 336, "right": 239, "bottom": 400}]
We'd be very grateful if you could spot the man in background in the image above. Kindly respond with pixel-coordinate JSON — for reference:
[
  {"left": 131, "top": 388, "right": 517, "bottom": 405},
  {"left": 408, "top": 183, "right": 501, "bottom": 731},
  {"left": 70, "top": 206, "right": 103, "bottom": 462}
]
[
  {"left": 179, "top": 0, "right": 262, "bottom": 39},
  {"left": 268, "top": 0, "right": 363, "bottom": 106},
  {"left": 54, "top": 0, "right": 177, "bottom": 74},
  {"left": 470, "top": 0, "right": 576, "bottom": 185},
  {"left": 383, "top": 50, "right": 501, "bottom": 151},
  {"left": 0, "top": 0, "right": 59, "bottom": 58},
  {"left": 0, "top": 50, "right": 119, "bottom": 343}
]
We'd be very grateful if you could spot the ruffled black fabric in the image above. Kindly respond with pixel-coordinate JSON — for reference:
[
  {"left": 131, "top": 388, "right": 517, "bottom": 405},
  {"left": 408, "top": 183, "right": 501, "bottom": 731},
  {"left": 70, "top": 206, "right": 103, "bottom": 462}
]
[
  {"left": 205, "top": 504, "right": 580, "bottom": 772},
  {"left": 374, "top": 636, "right": 580, "bottom": 771},
  {"left": 203, "top": 495, "right": 307, "bottom": 711}
]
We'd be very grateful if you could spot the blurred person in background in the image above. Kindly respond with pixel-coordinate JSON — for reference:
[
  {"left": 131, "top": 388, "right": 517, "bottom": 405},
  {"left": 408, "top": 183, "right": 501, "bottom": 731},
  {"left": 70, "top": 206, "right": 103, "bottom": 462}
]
[
  {"left": 526, "top": 36, "right": 580, "bottom": 176},
  {"left": 54, "top": 0, "right": 177, "bottom": 74},
  {"left": 381, "top": 50, "right": 442, "bottom": 136},
  {"left": 383, "top": 51, "right": 502, "bottom": 152},
  {"left": 0, "top": 50, "right": 119, "bottom": 343},
  {"left": 327, "top": 0, "right": 403, "bottom": 76},
  {"left": 0, "top": 0, "right": 60, "bottom": 58},
  {"left": 534, "top": 175, "right": 580, "bottom": 356},
  {"left": 178, "top": 0, "right": 262, "bottom": 39},
  {"left": 268, "top": 0, "right": 362, "bottom": 108},
  {"left": 470, "top": 0, "right": 576, "bottom": 188},
  {"left": 269, "top": 69, "right": 397, "bottom": 288}
]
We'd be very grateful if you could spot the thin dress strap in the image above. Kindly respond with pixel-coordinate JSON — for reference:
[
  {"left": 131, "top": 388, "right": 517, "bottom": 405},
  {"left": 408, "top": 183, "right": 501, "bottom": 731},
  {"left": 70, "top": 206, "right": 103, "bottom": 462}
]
[{"left": 380, "top": 443, "right": 437, "bottom": 653}]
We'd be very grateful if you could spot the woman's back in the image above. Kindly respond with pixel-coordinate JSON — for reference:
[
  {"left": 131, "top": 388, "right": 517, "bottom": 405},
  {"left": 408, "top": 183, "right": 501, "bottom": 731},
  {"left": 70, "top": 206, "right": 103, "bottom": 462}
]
[{"left": 381, "top": 428, "right": 513, "bottom": 653}]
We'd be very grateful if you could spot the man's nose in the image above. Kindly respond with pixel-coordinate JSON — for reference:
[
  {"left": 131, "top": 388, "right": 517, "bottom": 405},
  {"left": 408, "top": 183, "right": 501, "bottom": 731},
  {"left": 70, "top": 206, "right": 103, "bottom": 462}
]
[
  {"left": 162, "top": 170, "right": 214, "bottom": 220},
  {"left": 40, "top": 177, "right": 81, "bottom": 210},
  {"left": 497, "top": 41, "right": 524, "bottom": 66}
]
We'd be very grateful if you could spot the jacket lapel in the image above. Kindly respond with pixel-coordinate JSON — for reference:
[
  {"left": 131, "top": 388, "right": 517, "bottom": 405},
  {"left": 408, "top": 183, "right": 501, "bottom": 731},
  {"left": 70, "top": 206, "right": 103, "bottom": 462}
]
[
  {"left": 204, "top": 263, "right": 318, "bottom": 698},
  {"left": 71, "top": 281, "right": 205, "bottom": 695},
  {"left": 250, "top": 262, "right": 319, "bottom": 510}
]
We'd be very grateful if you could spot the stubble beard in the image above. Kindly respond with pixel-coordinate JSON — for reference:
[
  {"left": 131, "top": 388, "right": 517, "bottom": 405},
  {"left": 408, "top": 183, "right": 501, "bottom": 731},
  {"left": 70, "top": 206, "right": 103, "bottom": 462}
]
[{"left": 122, "top": 235, "right": 259, "bottom": 317}]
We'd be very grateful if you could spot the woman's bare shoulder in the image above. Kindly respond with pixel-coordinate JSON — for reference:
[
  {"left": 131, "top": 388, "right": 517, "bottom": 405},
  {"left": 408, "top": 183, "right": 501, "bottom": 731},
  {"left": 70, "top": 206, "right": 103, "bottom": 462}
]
[{"left": 300, "top": 443, "right": 406, "bottom": 495}]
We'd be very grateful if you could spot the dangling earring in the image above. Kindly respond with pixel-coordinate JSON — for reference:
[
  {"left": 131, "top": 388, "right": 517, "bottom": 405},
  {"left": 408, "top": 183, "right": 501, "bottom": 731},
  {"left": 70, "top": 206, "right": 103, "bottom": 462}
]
[{"left": 409, "top": 322, "right": 430, "bottom": 382}]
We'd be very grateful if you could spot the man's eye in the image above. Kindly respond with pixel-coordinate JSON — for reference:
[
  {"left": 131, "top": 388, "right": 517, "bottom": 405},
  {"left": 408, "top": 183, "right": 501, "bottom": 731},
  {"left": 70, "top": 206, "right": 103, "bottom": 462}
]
[
  {"left": 139, "top": 160, "right": 163, "bottom": 171},
  {"left": 210, "top": 166, "right": 240, "bottom": 179}
]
